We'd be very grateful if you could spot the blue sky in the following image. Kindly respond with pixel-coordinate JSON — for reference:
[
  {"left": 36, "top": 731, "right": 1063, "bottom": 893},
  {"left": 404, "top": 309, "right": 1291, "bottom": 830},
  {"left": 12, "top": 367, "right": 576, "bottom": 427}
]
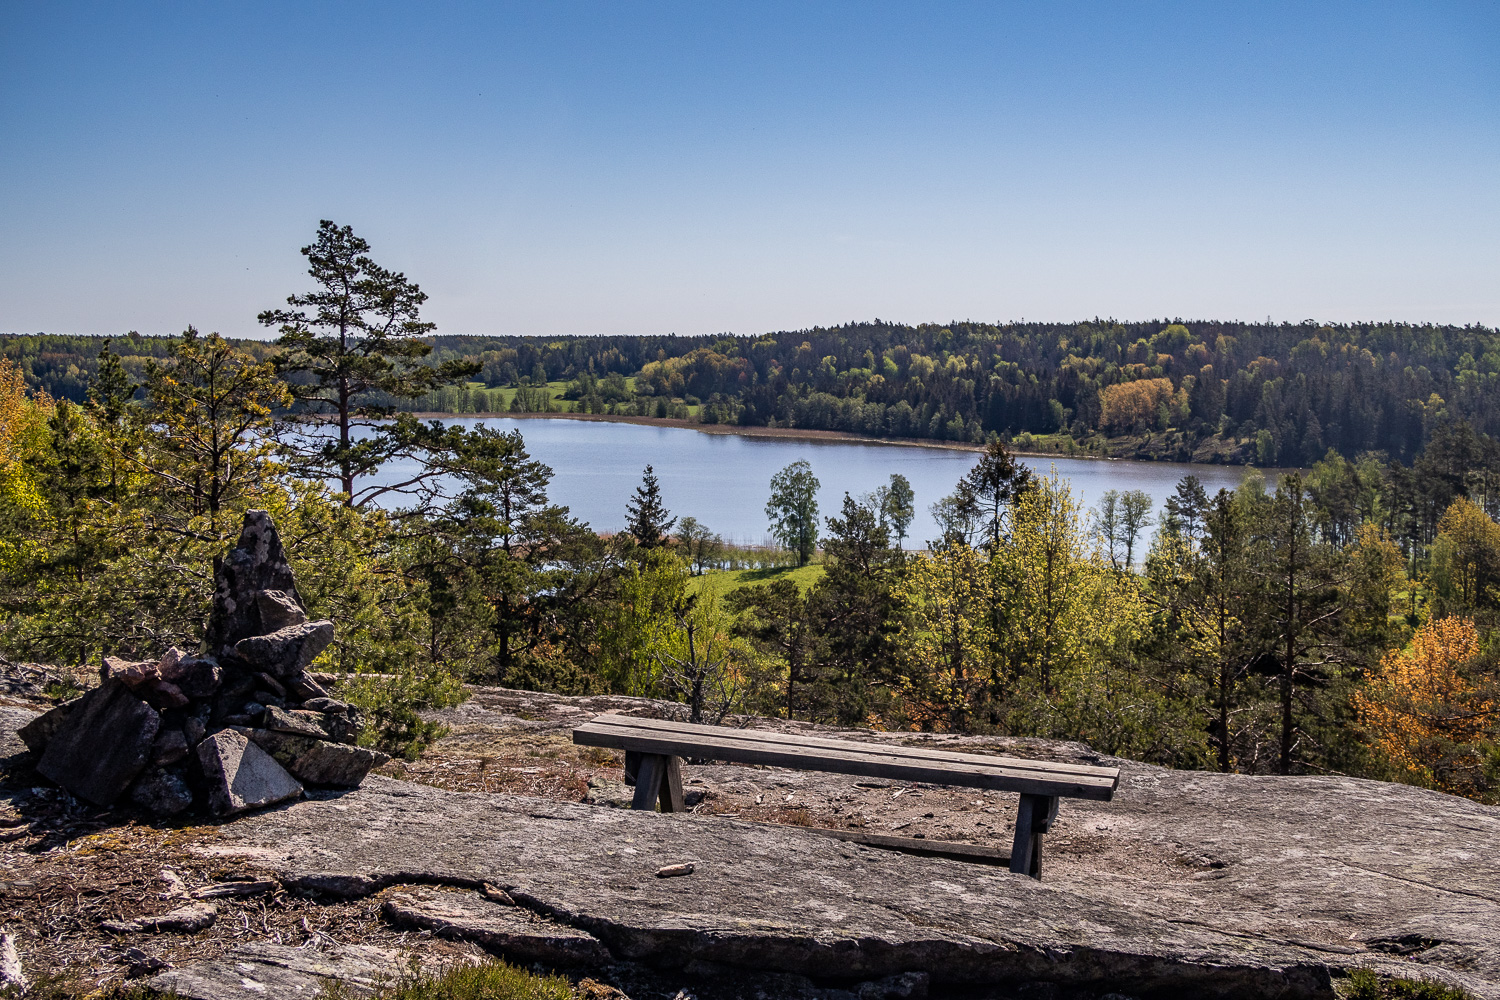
[{"left": 2, "top": 2, "right": 1496, "bottom": 338}]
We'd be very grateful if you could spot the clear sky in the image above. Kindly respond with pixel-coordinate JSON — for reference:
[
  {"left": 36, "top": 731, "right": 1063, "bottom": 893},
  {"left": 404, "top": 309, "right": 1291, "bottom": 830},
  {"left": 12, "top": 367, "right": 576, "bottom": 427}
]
[{"left": 2, "top": 2, "right": 1496, "bottom": 339}]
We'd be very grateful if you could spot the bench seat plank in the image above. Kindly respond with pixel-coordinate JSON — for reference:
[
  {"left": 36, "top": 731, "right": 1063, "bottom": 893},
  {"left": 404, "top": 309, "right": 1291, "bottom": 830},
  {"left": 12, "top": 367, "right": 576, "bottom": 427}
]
[
  {"left": 586, "top": 714, "right": 1117, "bottom": 781},
  {"left": 574, "top": 716, "right": 1118, "bottom": 800}
]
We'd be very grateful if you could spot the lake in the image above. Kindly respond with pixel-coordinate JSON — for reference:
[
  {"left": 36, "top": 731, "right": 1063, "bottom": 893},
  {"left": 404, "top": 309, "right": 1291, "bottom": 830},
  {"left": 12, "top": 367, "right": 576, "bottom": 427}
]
[{"left": 371, "top": 416, "right": 1276, "bottom": 549}]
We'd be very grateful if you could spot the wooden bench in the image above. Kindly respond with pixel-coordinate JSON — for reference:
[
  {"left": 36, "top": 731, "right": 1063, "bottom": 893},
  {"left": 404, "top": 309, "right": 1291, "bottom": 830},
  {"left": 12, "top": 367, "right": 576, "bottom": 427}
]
[{"left": 572, "top": 714, "right": 1119, "bottom": 879}]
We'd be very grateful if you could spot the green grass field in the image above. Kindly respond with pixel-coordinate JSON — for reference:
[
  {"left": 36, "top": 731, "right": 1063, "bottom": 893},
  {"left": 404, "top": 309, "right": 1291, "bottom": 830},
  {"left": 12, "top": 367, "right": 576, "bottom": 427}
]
[
  {"left": 460, "top": 380, "right": 572, "bottom": 411},
  {"left": 457, "top": 377, "right": 665, "bottom": 415},
  {"left": 688, "top": 563, "right": 826, "bottom": 597}
]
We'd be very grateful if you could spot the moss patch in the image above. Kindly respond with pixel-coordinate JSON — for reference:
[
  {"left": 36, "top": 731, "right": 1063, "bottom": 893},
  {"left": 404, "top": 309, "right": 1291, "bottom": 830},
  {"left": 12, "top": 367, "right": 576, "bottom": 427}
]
[{"left": 318, "top": 958, "right": 579, "bottom": 1000}]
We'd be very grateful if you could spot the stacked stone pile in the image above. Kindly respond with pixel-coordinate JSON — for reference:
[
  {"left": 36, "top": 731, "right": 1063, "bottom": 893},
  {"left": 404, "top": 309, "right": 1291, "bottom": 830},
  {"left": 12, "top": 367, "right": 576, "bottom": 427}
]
[{"left": 17, "top": 510, "right": 389, "bottom": 817}]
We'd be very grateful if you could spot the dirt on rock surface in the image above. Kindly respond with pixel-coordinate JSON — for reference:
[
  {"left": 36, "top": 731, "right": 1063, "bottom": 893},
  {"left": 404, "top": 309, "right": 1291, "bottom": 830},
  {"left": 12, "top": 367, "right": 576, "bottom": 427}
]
[{"left": 3, "top": 678, "right": 1499, "bottom": 999}]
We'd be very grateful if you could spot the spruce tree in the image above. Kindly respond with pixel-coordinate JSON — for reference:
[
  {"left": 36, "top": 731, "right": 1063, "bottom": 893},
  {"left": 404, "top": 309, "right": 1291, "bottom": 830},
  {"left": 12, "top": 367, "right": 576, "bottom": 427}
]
[{"left": 626, "top": 464, "right": 676, "bottom": 548}]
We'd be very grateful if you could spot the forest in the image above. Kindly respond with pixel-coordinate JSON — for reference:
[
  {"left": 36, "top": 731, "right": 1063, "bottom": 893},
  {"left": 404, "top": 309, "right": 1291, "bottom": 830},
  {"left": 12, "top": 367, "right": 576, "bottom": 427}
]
[
  {"left": 7, "top": 314, "right": 1499, "bottom": 468},
  {"left": 2, "top": 222, "right": 1497, "bottom": 805}
]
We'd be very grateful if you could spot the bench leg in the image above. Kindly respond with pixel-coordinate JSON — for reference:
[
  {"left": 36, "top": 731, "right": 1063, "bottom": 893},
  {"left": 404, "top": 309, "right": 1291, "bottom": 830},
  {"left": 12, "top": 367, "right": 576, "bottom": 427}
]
[
  {"left": 1009, "top": 794, "right": 1060, "bottom": 879},
  {"left": 631, "top": 754, "right": 663, "bottom": 810},
  {"left": 628, "top": 753, "right": 685, "bottom": 812},
  {"left": 659, "top": 755, "right": 685, "bottom": 813}
]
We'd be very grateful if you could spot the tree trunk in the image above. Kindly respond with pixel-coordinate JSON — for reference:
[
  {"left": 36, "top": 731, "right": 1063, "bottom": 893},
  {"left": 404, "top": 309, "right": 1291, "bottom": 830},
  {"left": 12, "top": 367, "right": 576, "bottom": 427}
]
[
  {"left": 1216, "top": 592, "right": 1232, "bottom": 772},
  {"left": 1279, "top": 534, "right": 1298, "bottom": 775},
  {"left": 687, "top": 622, "right": 705, "bottom": 724}
]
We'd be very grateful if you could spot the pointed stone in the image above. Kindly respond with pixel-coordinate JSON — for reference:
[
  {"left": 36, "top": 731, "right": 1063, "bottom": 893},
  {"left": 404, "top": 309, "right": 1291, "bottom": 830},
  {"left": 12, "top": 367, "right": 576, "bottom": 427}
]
[
  {"left": 255, "top": 589, "right": 307, "bottom": 631},
  {"left": 197, "top": 729, "right": 302, "bottom": 815},
  {"left": 101, "top": 655, "right": 157, "bottom": 688},
  {"left": 206, "top": 510, "right": 304, "bottom": 653},
  {"left": 16, "top": 695, "right": 82, "bottom": 754},
  {"left": 262, "top": 705, "right": 330, "bottom": 739},
  {"left": 152, "top": 728, "right": 190, "bottom": 765},
  {"left": 286, "top": 672, "right": 329, "bottom": 701}
]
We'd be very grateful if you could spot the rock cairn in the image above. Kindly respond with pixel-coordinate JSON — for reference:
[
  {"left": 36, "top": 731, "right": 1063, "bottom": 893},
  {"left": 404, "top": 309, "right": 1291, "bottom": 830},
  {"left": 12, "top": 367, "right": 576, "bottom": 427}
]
[{"left": 17, "top": 510, "right": 389, "bottom": 817}]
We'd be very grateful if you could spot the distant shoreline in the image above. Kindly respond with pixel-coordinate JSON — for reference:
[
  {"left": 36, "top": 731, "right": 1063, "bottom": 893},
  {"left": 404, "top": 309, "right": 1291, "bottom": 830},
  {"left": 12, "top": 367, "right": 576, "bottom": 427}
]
[
  {"left": 402, "top": 410, "right": 1003, "bottom": 454},
  {"left": 399, "top": 410, "right": 1285, "bottom": 470}
]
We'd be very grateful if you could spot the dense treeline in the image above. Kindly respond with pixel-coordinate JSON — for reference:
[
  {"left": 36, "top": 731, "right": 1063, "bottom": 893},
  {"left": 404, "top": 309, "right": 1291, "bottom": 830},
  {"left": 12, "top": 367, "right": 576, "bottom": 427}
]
[
  {"left": 429, "top": 319, "right": 1500, "bottom": 465},
  {"left": 9, "top": 315, "right": 1499, "bottom": 466}
]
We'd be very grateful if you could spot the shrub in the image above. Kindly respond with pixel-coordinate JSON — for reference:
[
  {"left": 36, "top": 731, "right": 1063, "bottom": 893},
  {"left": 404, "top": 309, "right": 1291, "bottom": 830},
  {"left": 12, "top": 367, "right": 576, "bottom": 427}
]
[
  {"left": 318, "top": 958, "right": 578, "bottom": 1000},
  {"left": 1342, "top": 967, "right": 1475, "bottom": 1000}
]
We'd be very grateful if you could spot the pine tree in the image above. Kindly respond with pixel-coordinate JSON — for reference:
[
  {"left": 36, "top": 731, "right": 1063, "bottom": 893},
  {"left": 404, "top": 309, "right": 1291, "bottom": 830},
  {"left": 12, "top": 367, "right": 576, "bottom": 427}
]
[
  {"left": 258, "top": 220, "right": 478, "bottom": 505},
  {"left": 626, "top": 464, "right": 676, "bottom": 548},
  {"left": 86, "top": 340, "right": 134, "bottom": 428}
]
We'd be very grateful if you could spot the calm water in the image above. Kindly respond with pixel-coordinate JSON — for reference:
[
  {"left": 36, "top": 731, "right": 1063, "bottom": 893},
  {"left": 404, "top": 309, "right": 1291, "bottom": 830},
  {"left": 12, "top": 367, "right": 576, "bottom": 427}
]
[{"left": 370, "top": 417, "right": 1275, "bottom": 548}]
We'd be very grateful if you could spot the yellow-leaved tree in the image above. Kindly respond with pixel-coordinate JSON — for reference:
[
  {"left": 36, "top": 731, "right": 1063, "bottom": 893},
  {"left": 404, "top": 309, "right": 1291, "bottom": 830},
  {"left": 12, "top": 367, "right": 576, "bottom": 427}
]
[
  {"left": 891, "top": 470, "right": 1203, "bottom": 763},
  {"left": 1356, "top": 616, "right": 1497, "bottom": 800},
  {"left": 0, "top": 358, "right": 52, "bottom": 524},
  {"left": 995, "top": 473, "right": 1196, "bottom": 762},
  {"left": 891, "top": 542, "right": 996, "bottom": 732},
  {"left": 1427, "top": 498, "right": 1500, "bottom": 629},
  {"left": 992, "top": 472, "right": 1104, "bottom": 690}
]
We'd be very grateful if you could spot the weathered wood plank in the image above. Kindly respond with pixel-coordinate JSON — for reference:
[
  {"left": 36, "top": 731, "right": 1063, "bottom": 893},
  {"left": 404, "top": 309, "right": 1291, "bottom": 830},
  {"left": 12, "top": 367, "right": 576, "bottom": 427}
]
[
  {"left": 581, "top": 717, "right": 1116, "bottom": 789},
  {"left": 574, "top": 721, "right": 1116, "bottom": 800},
  {"left": 589, "top": 714, "right": 1115, "bottom": 780}
]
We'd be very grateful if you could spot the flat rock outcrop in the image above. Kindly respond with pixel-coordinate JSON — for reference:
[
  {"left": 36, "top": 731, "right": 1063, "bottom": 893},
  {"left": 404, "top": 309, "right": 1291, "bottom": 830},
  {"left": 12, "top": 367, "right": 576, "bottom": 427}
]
[
  {"left": 5, "top": 673, "right": 1497, "bottom": 998},
  {"left": 145, "top": 943, "right": 411, "bottom": 999},
  {"left": 208, "top": 765, "right": 1500, "bottom": 998}
]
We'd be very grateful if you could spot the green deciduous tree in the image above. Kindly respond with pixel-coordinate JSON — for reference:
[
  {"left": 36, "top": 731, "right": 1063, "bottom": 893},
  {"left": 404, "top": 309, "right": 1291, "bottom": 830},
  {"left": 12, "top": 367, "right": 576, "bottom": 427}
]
[
  {"left": 875, "top": 473, "right": 916, "bottom": 549},
  {"left": 675, "top": 516, "right": 722, "bottom": 575},
  {"left": 766, "top": 459, "right": 820, "bottom": 566},
  {"left": 893, "top": 542, "right": 995, "bottom": 732},
  {"left": 1427, "top": 497, "right": 1500, "bottom": 629},
  {"left": 594, "top": 546, "right": 688, "bottom": 697},
  {"left": 1118, "top": 488, "right": 1154, "bottom": 569}
]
